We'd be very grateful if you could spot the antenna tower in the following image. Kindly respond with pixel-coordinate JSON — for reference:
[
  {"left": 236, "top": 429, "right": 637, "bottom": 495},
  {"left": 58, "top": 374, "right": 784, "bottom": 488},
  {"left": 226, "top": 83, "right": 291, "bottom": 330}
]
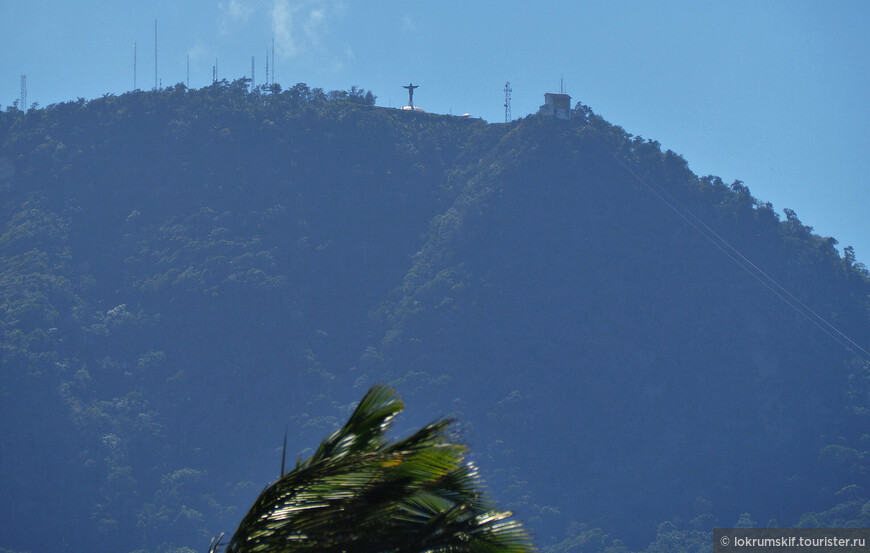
[
  {"left": 271, "top": 37, "right": 275, "bottom": 84},
  {"left": 186, "top": 54, "right": 190, "bottom": 88},
  {"left": 265, "top": 49, "right": 269, "bottom": 86},
  {"left": 20, "top": 75, "right": 26, "bottom": 110},
  {"left": 504, "top": 81, "right": 512, "bottom": 123},
  {"left": 154, "top": 19, "right": 158, "bottom": 89},
  {"left": 251, "top": 56, "right": 255, "bottom": 91},
  {"left": 133, "top": 42, "right": 137, "bottom": 90}
]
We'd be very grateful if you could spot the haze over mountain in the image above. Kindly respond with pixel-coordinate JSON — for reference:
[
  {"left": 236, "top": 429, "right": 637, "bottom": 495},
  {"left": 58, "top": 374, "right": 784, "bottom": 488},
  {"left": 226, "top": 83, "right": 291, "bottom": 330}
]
[{"left": 0, "top": 81, "right": 868, "bottom": 553}]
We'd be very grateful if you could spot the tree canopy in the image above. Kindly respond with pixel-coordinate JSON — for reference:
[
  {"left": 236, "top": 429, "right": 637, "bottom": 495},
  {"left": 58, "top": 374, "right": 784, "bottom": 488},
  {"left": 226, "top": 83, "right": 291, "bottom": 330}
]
[
  {"left": 214, "top": 385, "right": 533, "bottom": 553},
  {"left": 1, "top": 84, "right": 869, "bottom": 553}
]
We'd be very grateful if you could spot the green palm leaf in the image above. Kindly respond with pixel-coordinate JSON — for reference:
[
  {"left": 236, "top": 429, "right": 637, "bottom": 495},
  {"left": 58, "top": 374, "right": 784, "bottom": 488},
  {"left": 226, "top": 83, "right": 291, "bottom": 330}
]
[{"left": 212, "top": 385, "right": 534, "bottom": 553}]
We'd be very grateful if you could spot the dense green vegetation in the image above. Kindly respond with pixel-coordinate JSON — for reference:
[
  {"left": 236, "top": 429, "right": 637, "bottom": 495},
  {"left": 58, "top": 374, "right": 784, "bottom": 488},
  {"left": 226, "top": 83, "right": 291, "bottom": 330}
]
[{"left": 0, "top": 80, "right": 868, "bottom": 553}]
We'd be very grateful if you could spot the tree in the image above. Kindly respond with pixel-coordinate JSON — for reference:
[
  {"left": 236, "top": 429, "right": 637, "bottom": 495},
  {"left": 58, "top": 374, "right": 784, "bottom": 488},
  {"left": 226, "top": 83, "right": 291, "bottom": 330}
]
[{"left": 211, "top": 385, "right": 534, "bottom": 553}]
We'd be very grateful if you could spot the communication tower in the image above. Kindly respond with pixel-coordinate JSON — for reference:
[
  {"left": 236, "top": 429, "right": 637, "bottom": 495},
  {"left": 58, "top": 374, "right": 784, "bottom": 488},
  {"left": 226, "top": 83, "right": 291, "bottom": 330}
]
[
  {"left": 265, "top": 49, "right": 269, "bottom": 86},
  {"left": 133, "top": 42, "right": 137, "bottom": 90},
  {"left": 20, "top": 75, "right": 26, "bottom": 110},
  {"left": 504, "top": 81, "right": 512, "bottom": 123},
  {"left": 251, "top": 56, "right": 255, "bottom": 91},
  {"left": 154, "top": 19, "right": 158, "bottom": 89}
]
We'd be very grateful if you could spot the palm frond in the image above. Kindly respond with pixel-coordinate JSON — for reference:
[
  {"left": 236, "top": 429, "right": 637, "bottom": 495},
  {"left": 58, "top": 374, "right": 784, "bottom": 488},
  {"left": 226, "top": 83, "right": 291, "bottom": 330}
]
[
  {"left": 306, "top": 384, "right": 403, "bottom": 465},
  {"left": 217, "top": 384, "right": 535, "bottom": 553}
]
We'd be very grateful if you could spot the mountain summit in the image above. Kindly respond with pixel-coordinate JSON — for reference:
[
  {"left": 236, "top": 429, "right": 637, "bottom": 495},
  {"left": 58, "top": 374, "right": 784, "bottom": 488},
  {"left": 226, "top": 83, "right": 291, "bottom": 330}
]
[{"left": 1, "top": 81, "right": 868, "bottom": 553}]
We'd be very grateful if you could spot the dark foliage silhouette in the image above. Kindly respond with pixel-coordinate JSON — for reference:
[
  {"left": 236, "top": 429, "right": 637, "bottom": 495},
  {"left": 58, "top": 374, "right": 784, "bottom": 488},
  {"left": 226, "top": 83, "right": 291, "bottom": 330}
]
[{"left": 212, "top": 385, "right": 533, "bottom": 553}]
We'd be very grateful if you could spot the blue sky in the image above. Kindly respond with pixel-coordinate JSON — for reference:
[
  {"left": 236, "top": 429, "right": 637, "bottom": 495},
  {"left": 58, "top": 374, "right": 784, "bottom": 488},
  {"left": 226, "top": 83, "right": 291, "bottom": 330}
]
[{"left": 3, "top": 1, "right": 869, "bottom": 261}]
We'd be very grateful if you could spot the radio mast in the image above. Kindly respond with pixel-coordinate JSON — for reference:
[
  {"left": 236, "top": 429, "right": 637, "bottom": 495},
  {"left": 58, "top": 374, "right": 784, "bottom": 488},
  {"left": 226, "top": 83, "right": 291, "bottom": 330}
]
[
  {"left": 20, "top": 75, "right": 26, "bottom": 110},
  {"left": 154, "top": 19, "right": 158, "bottom": 89},
  {"left": 504, "top": 81, "right": 512, "bottom": 123}
]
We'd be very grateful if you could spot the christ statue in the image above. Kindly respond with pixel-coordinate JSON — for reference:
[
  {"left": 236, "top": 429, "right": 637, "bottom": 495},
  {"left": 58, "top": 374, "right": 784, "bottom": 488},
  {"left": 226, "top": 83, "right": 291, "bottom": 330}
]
[{"left": 403, "top": 83, "right": 419, "bottom": 108}]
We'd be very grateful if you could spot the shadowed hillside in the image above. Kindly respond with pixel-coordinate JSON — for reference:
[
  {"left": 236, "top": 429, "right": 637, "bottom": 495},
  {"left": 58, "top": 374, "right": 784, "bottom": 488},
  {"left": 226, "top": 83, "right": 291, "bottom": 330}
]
[{"left": 0, "top": 81, "right": 868, "bottom": 553}]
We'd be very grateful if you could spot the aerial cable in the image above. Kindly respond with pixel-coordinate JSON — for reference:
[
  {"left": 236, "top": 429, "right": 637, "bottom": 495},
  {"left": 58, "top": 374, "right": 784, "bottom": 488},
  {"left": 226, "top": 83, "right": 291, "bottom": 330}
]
[{"left": 588, "top": 128, "right": 870, "bottom": 363}]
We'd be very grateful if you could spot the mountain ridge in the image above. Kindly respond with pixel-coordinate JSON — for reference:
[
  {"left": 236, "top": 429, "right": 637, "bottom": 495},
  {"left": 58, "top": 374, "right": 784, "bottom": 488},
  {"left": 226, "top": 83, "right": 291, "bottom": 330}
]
[{"left": 0, "top": 82, "right": 868, "bottom": 553}]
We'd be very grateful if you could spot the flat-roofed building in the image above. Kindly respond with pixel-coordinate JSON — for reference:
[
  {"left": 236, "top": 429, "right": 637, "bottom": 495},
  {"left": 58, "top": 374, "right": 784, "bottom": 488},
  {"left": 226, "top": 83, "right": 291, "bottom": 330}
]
[{"left": 539, "top": 93, "right": 572, "bottom": 120}]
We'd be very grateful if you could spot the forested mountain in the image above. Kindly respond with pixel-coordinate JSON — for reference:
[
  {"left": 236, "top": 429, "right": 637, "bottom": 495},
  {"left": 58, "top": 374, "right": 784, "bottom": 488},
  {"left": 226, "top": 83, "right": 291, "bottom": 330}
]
[{"left": 1, "top": 80, "right": 868, "bottom": 553}]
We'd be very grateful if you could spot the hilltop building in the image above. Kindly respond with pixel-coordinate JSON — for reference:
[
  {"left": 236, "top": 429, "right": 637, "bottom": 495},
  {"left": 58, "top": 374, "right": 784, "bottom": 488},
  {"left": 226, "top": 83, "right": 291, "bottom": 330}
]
[{"left": 539, "top": 93, "right": 572, "bottom": 120}]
